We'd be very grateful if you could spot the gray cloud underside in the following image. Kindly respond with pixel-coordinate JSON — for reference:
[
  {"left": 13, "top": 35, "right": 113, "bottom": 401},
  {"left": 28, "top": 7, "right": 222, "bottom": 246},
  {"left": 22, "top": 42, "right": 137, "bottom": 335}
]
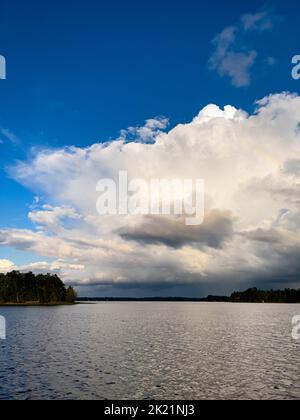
[{"left": 118, "top": 211, "right": 233, "bottom": 249}]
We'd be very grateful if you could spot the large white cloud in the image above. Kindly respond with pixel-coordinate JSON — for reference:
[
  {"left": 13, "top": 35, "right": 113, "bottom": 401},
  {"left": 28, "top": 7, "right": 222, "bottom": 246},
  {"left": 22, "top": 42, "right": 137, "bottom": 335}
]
[{"left": 1, "top": 92, "right": 300, "bottom": 295}]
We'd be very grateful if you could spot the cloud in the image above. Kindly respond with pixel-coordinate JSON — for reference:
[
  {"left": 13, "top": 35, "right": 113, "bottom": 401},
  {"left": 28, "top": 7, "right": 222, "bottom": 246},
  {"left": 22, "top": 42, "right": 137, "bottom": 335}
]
[
  {"left": 0, "top": 257, "right": 84, "bottom": 280},
  {"left": 241, "top": 11, "right": 274, "bottom": 31},
  {"left": 1, "top": 92, "right": 300, "bottom": 295},
  {"left": 118, "top": 210, "right": 233, "bottom": 249},
  {"left": 283, "top": 159, "right": 300, "bottom": 177},
  {"left": 0, "top": 128, "right": 20, "bottom": 145},
  {"left": 209, "top": 10, "right": 275, "bottom": 87},
  {"left": 0, "top": 259, "right": 15, "bottom": 273},
  {"left": 28, "top": 205, "right": 81, "bottom": 232},
  {"left": 120, "top": 117, "right": 169, "bottom": 144}
]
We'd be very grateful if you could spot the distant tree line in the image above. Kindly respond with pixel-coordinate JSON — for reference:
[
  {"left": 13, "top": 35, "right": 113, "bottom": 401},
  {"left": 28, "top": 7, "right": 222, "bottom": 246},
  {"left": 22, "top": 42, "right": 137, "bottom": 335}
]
[
  {"left": 0, "top": 271, "right": 77, "bottom": 304},
  {"left": 230, "top": 287, "right": 300, "bottom": 303},
  {"left": 78, "top": 296, "right": 230, "bottom": 302},
  {"left": 78, "top": 288, "right": 300, "bottom": 303}
]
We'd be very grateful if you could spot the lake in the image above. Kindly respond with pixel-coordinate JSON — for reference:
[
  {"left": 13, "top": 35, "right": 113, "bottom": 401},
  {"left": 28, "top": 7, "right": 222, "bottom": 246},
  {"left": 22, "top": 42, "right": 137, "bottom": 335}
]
[{"left": 0, "top": 302, "right": 299, "bottom": 400}]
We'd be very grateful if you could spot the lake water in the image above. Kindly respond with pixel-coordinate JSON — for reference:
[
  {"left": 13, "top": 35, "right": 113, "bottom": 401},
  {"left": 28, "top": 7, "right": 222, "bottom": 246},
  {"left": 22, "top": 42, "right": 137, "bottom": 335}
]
[{"left": 0, "top": 302, "right": 299, "bottom": 400}]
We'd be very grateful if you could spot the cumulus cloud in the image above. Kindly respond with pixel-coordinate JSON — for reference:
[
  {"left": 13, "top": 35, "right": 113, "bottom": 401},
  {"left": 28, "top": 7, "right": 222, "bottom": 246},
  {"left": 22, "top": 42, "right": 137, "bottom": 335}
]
[
  {"left": 119, "top": 117, "right": 169, "bottom": 143},
  {"left": 0, "top": 257, "right": 84, "bottom": 280},
  {"left": 0, "top": 259, "right": 15, "bottom": 273},
  {"left": 209, "top": 10, "right": 275, "bottom": 87},
  {"left": 29, "top": 205, "right": 81, "bottom": 233},
  {"left": 1, "top": 92, "right": 300, "bottom": 295}
]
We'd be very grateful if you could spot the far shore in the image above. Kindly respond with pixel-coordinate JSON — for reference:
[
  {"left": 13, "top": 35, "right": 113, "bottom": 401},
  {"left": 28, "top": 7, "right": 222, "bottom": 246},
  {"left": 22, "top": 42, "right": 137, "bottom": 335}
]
[
  {"left": 0, "top": 302, "right": 77, "bottom": 307},
  {"left": 77, "top": 298, "right": 300, "bottom": 304}
]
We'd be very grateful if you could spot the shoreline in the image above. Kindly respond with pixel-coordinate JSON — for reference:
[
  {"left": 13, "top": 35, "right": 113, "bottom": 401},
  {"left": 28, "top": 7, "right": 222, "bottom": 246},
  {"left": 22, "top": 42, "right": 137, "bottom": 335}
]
[
  {"left": 1, "top": 301, "right": 299, "bottom": 306},
  {"left": 77, "top": 299, "right": 300, "bottom": 304},
  {"left": 0, "top": 302, "right": 77, "bottom": 307}
]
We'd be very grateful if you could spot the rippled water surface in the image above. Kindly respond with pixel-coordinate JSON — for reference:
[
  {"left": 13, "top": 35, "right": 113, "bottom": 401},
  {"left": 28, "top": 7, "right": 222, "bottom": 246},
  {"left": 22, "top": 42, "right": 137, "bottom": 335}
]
[{"left": 0, "top": 302, "right": 299, "bottom": 400}]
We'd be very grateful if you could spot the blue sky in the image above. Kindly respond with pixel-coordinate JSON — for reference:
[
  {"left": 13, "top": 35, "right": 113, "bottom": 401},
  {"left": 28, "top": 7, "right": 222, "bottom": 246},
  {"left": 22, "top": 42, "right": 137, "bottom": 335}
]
[
  {"left": 1, "top": 0, "right": 300, "bottom": 295},
  {"left": 1, "top": 0, "right": 299, "bottom": 150}
]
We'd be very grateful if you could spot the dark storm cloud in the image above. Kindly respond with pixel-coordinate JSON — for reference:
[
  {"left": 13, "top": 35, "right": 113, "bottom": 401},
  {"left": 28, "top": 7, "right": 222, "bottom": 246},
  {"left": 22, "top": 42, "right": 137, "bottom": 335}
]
[
  {"left": 118, "top": 210, "right": 234, "bottom": 249},
  {"left": 241, "top": 226, "right": 300, "bottom": 285}
]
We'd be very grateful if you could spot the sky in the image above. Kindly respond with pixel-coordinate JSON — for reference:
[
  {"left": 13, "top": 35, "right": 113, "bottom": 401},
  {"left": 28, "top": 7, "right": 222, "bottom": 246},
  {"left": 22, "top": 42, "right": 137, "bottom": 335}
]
[{"left": 0, "top": 0, "right": 300, "bottom": 297}]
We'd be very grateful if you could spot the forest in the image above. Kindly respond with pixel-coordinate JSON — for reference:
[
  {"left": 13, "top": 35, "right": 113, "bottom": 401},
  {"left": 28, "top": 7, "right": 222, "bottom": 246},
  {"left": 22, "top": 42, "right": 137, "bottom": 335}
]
[
  {"left": 0, "top": 271, "right": 77, "bottom": 304},
  {"left": 230, "top": 287, "right": 300, "bottom": 303}
]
